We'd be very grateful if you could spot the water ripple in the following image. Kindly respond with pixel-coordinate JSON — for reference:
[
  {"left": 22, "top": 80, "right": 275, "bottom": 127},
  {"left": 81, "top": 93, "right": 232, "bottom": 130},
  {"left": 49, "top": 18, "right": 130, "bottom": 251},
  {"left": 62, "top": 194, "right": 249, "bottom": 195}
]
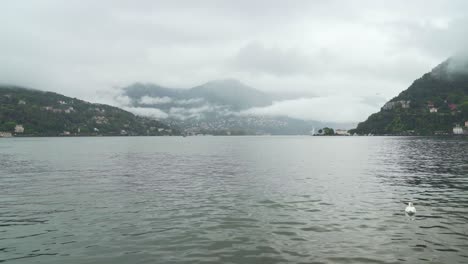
[{"left": 0, "top": 136, "right": 467, "bottom": 263}]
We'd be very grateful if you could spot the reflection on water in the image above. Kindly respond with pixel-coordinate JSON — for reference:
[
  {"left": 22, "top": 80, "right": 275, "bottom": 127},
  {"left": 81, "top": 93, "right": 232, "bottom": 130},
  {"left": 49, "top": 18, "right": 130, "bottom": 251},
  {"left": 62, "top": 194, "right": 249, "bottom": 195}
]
[{"left": 1, "top": 136, "right": 467, "bottom": 263}]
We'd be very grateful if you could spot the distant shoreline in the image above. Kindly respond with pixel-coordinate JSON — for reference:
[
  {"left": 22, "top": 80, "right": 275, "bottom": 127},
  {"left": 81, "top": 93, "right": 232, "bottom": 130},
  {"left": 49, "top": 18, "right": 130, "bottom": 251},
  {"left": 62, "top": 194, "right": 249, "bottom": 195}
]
[{"left": 2, "top": 134, "right": 467, "bottom": 138}]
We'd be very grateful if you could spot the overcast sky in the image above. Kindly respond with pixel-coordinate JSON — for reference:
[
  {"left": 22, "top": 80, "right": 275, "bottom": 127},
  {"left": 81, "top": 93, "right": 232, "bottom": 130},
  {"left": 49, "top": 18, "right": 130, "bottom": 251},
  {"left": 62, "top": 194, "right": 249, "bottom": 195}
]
[{"left": 1, "top": 0, "right": 467, "bottom": 122}]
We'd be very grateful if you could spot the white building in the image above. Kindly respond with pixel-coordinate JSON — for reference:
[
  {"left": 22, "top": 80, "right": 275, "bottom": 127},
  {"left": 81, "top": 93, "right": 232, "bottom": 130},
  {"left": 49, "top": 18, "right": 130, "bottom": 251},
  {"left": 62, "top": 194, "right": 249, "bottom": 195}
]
[
  {"left": 0, "top": 132, "right": 12, "bottom": 137},
  {"left": 64, "top": 107, "right": 74, "bottom": 114},
  {"left": 335, "top": 129, "right": 350, "bottom": 136},
  {"left": 429, "top": 107, "right": 438, "bottom": 113},
  {"left": 14, "top": 125, "right": 24, "bottom": 133},
  {"left": 453, "top": 125, "right": 464, "bottom": 135},
  {"left": 465, "top": 121, "right": 468, "bottom": 127}
]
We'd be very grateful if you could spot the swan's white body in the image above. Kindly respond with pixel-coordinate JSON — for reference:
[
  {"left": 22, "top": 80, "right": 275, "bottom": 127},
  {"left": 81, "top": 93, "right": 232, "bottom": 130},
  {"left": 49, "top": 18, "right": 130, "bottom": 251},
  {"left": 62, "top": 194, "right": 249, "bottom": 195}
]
[{"left": 405, "top": 202, "right": 416, "bottom": 215}]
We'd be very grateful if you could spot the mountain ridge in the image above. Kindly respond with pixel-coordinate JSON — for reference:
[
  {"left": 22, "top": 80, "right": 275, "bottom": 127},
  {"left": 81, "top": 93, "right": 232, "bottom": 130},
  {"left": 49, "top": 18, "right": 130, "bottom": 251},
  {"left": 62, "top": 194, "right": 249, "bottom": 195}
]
[
  {"left": 123, "top": 79, "right": 273, "bottom": 110},
  {"left": 119, "top": 79, "right": 348, "bottom": 135},
  {"left": 351, "top": 57, "right": 468, "bottom": 135}
]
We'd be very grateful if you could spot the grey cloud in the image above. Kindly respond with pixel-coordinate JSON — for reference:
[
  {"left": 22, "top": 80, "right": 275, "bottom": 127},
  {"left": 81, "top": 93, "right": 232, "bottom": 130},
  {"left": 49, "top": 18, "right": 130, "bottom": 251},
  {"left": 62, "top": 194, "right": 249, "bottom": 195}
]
[
  {"left": 241, "top": 96, "right": 378, "bottom": 123},
  {"left": 122, "top": 107, "right": 169, "bottom": 119},
  {"left": 447, "top": 53, "right": 468, "bottom": 74},
  {"left": 139, "top": 96, "right": 173, "bottom": 105},
  {"left": 168, "top": 105, "right": 219, "bottom": 120},
  {"left": 175, "top": 98, "right": 205, "bottom": 105},
  {"left": 231, "top": 42, "right": 319, "bottom": 76},
  {"left": 1, "top": 0, "right": 468, "bottom": 122}
]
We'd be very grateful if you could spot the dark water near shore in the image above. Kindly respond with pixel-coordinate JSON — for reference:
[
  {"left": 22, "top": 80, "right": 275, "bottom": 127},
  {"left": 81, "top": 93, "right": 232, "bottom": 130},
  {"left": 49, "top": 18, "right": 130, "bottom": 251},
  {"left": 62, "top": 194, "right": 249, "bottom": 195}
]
[{"left": 1, "top": 136, "right": 467, "bottom": 263}]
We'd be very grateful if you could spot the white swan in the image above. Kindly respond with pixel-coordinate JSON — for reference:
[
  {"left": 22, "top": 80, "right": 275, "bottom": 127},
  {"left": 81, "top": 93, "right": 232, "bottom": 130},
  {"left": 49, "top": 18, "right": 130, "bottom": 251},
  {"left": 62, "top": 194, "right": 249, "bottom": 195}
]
[{"left": 405, "top": 202, "right": 416, "bottom": 215}]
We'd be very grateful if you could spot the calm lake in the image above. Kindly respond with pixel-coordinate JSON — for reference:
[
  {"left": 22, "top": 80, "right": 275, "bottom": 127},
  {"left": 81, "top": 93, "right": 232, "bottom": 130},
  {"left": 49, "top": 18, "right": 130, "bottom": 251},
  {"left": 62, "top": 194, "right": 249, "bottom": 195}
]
[{"left": 1, "top": 136, "right": 467, "bottom": 263}]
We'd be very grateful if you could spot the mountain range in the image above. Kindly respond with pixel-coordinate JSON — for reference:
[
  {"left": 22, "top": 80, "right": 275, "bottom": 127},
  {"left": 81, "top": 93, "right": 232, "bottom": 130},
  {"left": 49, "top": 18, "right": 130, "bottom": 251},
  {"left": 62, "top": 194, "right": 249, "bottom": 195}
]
[
  {"left": 119, "top": 79, "right": 348, "bottom": 135},
  {"left": 123, "top": 79, "right": 273, "bottom": 111}
]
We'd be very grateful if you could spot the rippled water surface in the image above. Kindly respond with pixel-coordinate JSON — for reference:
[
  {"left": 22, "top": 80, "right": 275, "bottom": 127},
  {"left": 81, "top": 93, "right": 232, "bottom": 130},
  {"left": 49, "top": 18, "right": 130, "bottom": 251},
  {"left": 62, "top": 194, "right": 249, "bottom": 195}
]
[{"left": 1, "top": 136, "right": 468, "bottom": 263}]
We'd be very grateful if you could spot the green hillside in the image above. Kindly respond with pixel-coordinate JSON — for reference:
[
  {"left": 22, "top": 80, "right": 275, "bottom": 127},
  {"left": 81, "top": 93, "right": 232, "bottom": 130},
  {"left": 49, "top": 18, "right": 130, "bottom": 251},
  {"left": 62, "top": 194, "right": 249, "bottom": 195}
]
[
  {"left": 0, "top": 85, "right": 177, "bottom": 136},
  {"left": 351, "top": 57, "right": 468, "bottom": 135}
]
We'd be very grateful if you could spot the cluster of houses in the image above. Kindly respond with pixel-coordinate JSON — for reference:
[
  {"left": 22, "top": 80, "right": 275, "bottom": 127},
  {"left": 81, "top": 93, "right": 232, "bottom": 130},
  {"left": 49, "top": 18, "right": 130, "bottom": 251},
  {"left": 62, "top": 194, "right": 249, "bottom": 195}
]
[
  {"left": 426, "top": 100, "right": 467, "bottom": 135},
  {"left": 427, "top": 101, "right": 458, "bottom": 113},
  {"left": 43, "top": 106, "right": 75, "bottom": 114},
  {"left": 381, "top": 99, "right": 460, "bottom": 115},
  {"left": 40, "top": 100, "right": 76, "bottom": 114}
]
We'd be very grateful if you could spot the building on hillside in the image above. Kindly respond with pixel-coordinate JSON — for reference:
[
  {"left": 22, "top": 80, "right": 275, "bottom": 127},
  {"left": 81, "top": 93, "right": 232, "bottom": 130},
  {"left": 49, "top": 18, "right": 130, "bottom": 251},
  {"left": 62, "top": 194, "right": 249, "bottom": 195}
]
[
  {"left": 93, "top": 116, "right": 108, "bottom": 124},
  {"left": 465, "top": 121, "right": 468, "bottom": 127},
  {"left": 453, "top": 125, "right": 464, "bottom": 135},
  {"left": 448, "top": 104, "right": 457, "bottom": 111},
  {"left": 429, "top": 107, "right": 438, "bottom": 113},
  {"left": 64, "top": 107, "right": 75, "bottom": 114},
  {"left": 14, "top": 125, "right": 24, "bottom": 133},
  {"left": 18, "top": 100, "right": 26, "bottom": 105},
  {"left": 0, "top": 132, "right": 13, "bottom": 137}
]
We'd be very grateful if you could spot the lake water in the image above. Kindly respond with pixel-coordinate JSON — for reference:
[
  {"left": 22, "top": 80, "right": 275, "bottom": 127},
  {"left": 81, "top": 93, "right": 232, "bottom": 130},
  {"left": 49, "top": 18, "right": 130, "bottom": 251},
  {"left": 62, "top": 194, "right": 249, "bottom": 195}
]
[{"left": 1, "top": 136, "right": 468, "bottom": 263}]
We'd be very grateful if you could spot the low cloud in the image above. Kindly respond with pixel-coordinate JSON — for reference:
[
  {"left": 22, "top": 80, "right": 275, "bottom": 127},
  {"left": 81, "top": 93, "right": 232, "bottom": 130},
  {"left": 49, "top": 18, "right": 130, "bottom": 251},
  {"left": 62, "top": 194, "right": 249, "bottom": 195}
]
[
  {"left": 174, "top": 98, "right": 204, "bottom": 105},
  {"left": 447, "top": 53, "right": 468, "bottom": 75},
  {"left": 241, "top": 97, "right": 378, "bottom": 123},
  {"left": 139, "top": 96, "right": 173, "bottom": 105},
  {"left": 114, "top": 95, "right": 132, "bottom": 106},
  {"left": 169, "top": 104, "right": 218, "bottom": 119},
  {"left": 123, "top": 107, "right": 168, "bottom": 119}
]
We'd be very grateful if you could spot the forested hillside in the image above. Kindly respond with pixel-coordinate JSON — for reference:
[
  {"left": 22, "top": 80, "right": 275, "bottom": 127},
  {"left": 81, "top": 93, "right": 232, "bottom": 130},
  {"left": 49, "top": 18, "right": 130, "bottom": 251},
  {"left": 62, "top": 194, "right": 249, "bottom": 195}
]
[
  {"left": 0, "top": 85, "right": 176, "bottom": 136},
  {"left": 351, "top": 57, "right": 468, "bottom": 135}
]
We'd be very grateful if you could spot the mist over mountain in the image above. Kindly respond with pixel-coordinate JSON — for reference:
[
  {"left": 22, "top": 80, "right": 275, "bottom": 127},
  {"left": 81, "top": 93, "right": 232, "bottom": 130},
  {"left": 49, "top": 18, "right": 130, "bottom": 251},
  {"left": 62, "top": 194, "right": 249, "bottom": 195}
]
[
  {"left": 117, "top": 79, "right": 353, "bottom": 135},
  {"left": 123, "top": 79, "right": 273, "bottom": 111}
]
